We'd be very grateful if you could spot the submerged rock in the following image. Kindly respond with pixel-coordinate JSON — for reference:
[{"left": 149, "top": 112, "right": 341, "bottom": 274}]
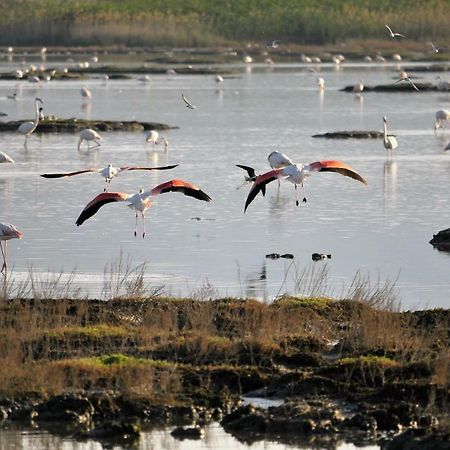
[
  {"left": 382, "top": 427, "right": 450, "bottom": 450},
  {"left": 312, "top": 131, "right": 386, "bottom": 139},
  {"left": 0, "top": 118, "right": 174, "bottom": 133},
  {"left": 429, "top": 228, "right": 450, "bottom": 251},
  {"left": 171, "top": 426, "right": 205, "bottom": 440}
]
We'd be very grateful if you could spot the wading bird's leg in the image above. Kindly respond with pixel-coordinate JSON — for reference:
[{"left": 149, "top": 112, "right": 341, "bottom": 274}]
[
  {"left": 142, "top": 213, "right": 146, "bottom": 238},
  {"left": 134, "top": 212, "right": 138, "bottom": 237},
  {"left": 302, "top": 183, "right": 307, "bottom": 203},
  {"left": 0, "top": 242, "right": 6, "bottom": 273},
  {"left": 295, "top": 184, "right": 299, "bottom": 206},
  {"left": 93, "top": 139, "right": 101, "bottom": 148}
]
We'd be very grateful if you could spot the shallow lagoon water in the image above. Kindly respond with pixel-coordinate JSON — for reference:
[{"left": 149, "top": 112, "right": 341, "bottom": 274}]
[{"left": 0, "top": 58, "right": 449, "bottom": 308}]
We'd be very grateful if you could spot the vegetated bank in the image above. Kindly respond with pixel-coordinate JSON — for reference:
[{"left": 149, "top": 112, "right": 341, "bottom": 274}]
[
  {"left": 0, "top": 292, "right": 448, "bottom": 448},
  {"left": 0, "top": 0, "right": 449, "bottom": 47}
]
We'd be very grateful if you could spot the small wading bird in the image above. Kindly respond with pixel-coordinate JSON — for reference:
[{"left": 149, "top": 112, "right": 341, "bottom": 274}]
[
  {"left": 182, "top": 93, "right": 196, "bottom": 109},
  {"left": 0, "top": 223, "right": 23, "bottom": 273},
  {"left": 317, "top": 77, "right": 325, "bottom": 90},
  {"left": 243, "top": 161, "right": 367, "bottom": 211},
  {"left": 434, "top": 110, "right": 450, "bottom": 132},
  {"left": 353, "top": 80, "right": 364, "bottom": 94},
  {"left": 0, "top": 152, "right": 14, "bottom": 163},
  {"left": 76, "top": 179, "right": 212, "bottom": 238},
  {"left": 383, "top": 116, "right": 398, "bottom": 156},
  {"left": 145, "top": 130, "right": 169, "bottom": 151},
  {"left": 17, "top": 97, "right": 43, "bottom": 148},
  {"left": 78, "top": 128, "right": 101, "bottom": 150},
  {"left": 385, "top": 24, "right": 406, "bottom": 38},
  {"left": 41, "top": 163, "right": 178, "bottom": 190}
]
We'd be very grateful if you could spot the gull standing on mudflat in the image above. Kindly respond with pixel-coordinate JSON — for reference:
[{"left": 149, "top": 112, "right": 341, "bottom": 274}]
[
  {"left": 182, "top": 93, "right": 196, "bottom": 109},
  {"left": 41, "top": 163, "right": 178, "bottom": 190},
  {"left": 385, "top": 24, "right": 406, "bottom": 38},
  {"left": 76, "top": 179, "right": 212, "bottom": 238}
]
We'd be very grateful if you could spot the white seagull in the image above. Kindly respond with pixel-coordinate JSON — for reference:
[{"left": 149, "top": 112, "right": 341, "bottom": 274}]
[
  {"left": 385, "top": 24, "right": 406, "bottom": 38},
  {"left": 182, "top": 93, "right": 196, "bottom": 109}
]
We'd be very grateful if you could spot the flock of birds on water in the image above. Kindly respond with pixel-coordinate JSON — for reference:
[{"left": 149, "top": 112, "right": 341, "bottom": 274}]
[{"left": 0, "top": 24, "right": 449, "bottom": 275}]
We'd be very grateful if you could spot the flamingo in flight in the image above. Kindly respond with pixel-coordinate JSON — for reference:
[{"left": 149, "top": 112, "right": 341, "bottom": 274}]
[
  {"left": 17, "top": 97, "right": 43, "bottom": 149},
  {"left": 0, "top": 223, "right": 23, "bottom": 273},
  {"left": 243, "top": 161, "right": 367, "bottom": 212},
  {"left": 41, "top": 163, "right": 178, "bottom": 190},
  {"left": 76, "top": 179, "right": 212, "bottom": 237}
]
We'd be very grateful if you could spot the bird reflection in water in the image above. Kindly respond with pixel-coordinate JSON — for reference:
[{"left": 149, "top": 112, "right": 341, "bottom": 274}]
[
  {"left": 383, "top": 159, "right": 398, "bottom": 210},
  {"left": 243, "top": 261, "right": 267, "bottom": 300}
]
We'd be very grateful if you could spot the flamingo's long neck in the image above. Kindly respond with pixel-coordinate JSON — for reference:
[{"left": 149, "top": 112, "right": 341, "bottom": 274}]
[
  {"left": 34, "top": 99, "right": 40, "bottom": 127},
  {"left": 383, "top": 120, "right": 388, "bottom": 141}
]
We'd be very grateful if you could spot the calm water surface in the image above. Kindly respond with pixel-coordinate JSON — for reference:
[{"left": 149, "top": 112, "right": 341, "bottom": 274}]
[{"left": 0, "top": 57, "right": 449, "bottom": 308}]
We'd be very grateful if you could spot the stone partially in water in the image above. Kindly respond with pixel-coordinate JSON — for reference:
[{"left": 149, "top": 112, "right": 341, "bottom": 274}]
[
  {"left": 312, "top": 131, "right": 386, "bottom": 139},
  {"left": 429, "top": 228, "right": 450, "bottom": 251}
]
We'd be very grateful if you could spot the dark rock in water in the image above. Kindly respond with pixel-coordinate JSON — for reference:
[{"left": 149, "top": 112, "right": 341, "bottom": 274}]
[
  {"left": 313, "top": 131, "right": 386, "bottom": 139},
  {"left": 0, "top": 118, "right": 174, "bottom": 133},
  {"left": 171, "top": 426, "right": 205, "bottom": 440},
  {"left": 342, "top": 413, "right": 377, "bottom": 431},
  {"left": 36, "top": 393, "right": 94, "bottom": 425},
  {"left": 266, "top": 253, "right": 280, "bottom": 259},
  {"left": 81, "top": 417, "right": 141, "bottom": 442},
  {"left": 340, "top": 83, "right": 435, "bottom": 92},
  {"left": 429, "top": 228, "right": 450, "bottom": 251},
  {"left": 382, "top": 427, "right": 450, "bottom": 450},
  {"left": 280, "top": 253, "right": 294, "bottom": 259}
]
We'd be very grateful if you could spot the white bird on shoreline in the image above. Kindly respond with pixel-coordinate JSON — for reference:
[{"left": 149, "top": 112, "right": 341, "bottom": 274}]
[
  {"left": 17, "top": 97, "right": 43, "bottom": 148},
  {"left": 78, "top": 128, "right": 101, "bottom": 150},
  {"left": 385, "top": 24, "right": 406, "bottom": 38},
  {"left": 75, "top": 179, "right": 212, "bottom": 238}
]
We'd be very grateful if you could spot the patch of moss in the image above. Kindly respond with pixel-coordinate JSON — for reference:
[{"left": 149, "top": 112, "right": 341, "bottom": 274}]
[
  {"left": 44, "top": 324, "right": 130, "bottom": 339},
  {"left": 340, "top": 355, "right": 399, "bottom": 368},
  {"left": 274, "top": 296, "right": 333, "bottom": 309}
]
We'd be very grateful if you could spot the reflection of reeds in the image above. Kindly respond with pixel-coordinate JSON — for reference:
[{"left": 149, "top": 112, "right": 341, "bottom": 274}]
[{"left": 0, "top": 1, "right": 448, "bottom": 46}]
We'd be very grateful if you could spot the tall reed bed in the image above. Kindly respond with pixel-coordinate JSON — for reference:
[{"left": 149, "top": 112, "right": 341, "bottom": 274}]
[{"left": 0, "top": 0, "right": 448, "bottom": 46}]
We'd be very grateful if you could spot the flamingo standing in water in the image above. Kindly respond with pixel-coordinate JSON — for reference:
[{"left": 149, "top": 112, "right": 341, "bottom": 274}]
[
  {"left": 383, "top": 116, "right": 398, "bottom": 157},
  {"left": 145, "top": 130, "right": 169, "bottom": 151},
  {"left": 41, "top": 163, "right": 178, "bottom": 190},
  {"left": 76, "top": 179, "right": 212, "bottom": 237},
  {"left": 243, "top": 161, "right": 367, "bottom": 211},
  {"left": 434, "top": 110, "right": 450, "bottom": 132},
  {"left": 78, "top": 128, "right": 101, "bottom": 150},
  {"left": 0, "top": 223, "right": 23, "bottom": 273},
  {"left": 17, "top": 97, "right": 43, "bottom": 148}
]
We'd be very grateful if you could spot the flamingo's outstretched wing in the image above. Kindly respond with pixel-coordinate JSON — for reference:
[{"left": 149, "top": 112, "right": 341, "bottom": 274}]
[
  {"left": 236, "top": 164, "right": 256, "bottom": 180},
  {"left": 148, "top": 179, "right": 212, "bottom": 202},
  {"left": 76, "top": 192, "right": 129, "bottom": 226},
  {"left": 119, "top": 164, "right": 178, "bottom": 172},
  {"left": 305, "top": 160, "right": 368, "bottom": 185},
  {"left": 244, "top": 168, "right": 284, "bottom": 212},
  {"left": 41, "top": 169, "right": 97, "bottom": 178}
]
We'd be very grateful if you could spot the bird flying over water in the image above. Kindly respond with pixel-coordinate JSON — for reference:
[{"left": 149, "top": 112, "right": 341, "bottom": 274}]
[
  {"left": 41, "top": 163, "right": 178, "bottom": 190},
  {"left": 266, "top": 40, "right": 280, "bottom": 49},
  {"left": 394, "top": 73, "right": 419, "bottom": 91},
  {"left": 243, "top": 161, "right": 367, "bottom": 211},
  {"left": 182, "top": 93, "right": 196, "bottom": 109},
  {"left": 76, "top": 179, "right": 212, "bottom": 238},
  {"left": 385, "top": 24, "right": 405, "bottom": 38}
]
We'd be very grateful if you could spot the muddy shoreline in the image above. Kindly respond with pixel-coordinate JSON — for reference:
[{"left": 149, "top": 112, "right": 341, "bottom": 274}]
[{"left": 0, "top": 297, "right": 447, "bottom": 447}]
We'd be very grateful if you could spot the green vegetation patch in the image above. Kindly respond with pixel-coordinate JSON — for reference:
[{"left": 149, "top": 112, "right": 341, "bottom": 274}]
[
  {"left": 340, "top": 355, "right": 399, "bottom": 368},
  {"left": 274, "top": 296, "right": 333, "bottom": 309},
  {"left": 43, "top": 324, "right": 130, "bottom": 339}
]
